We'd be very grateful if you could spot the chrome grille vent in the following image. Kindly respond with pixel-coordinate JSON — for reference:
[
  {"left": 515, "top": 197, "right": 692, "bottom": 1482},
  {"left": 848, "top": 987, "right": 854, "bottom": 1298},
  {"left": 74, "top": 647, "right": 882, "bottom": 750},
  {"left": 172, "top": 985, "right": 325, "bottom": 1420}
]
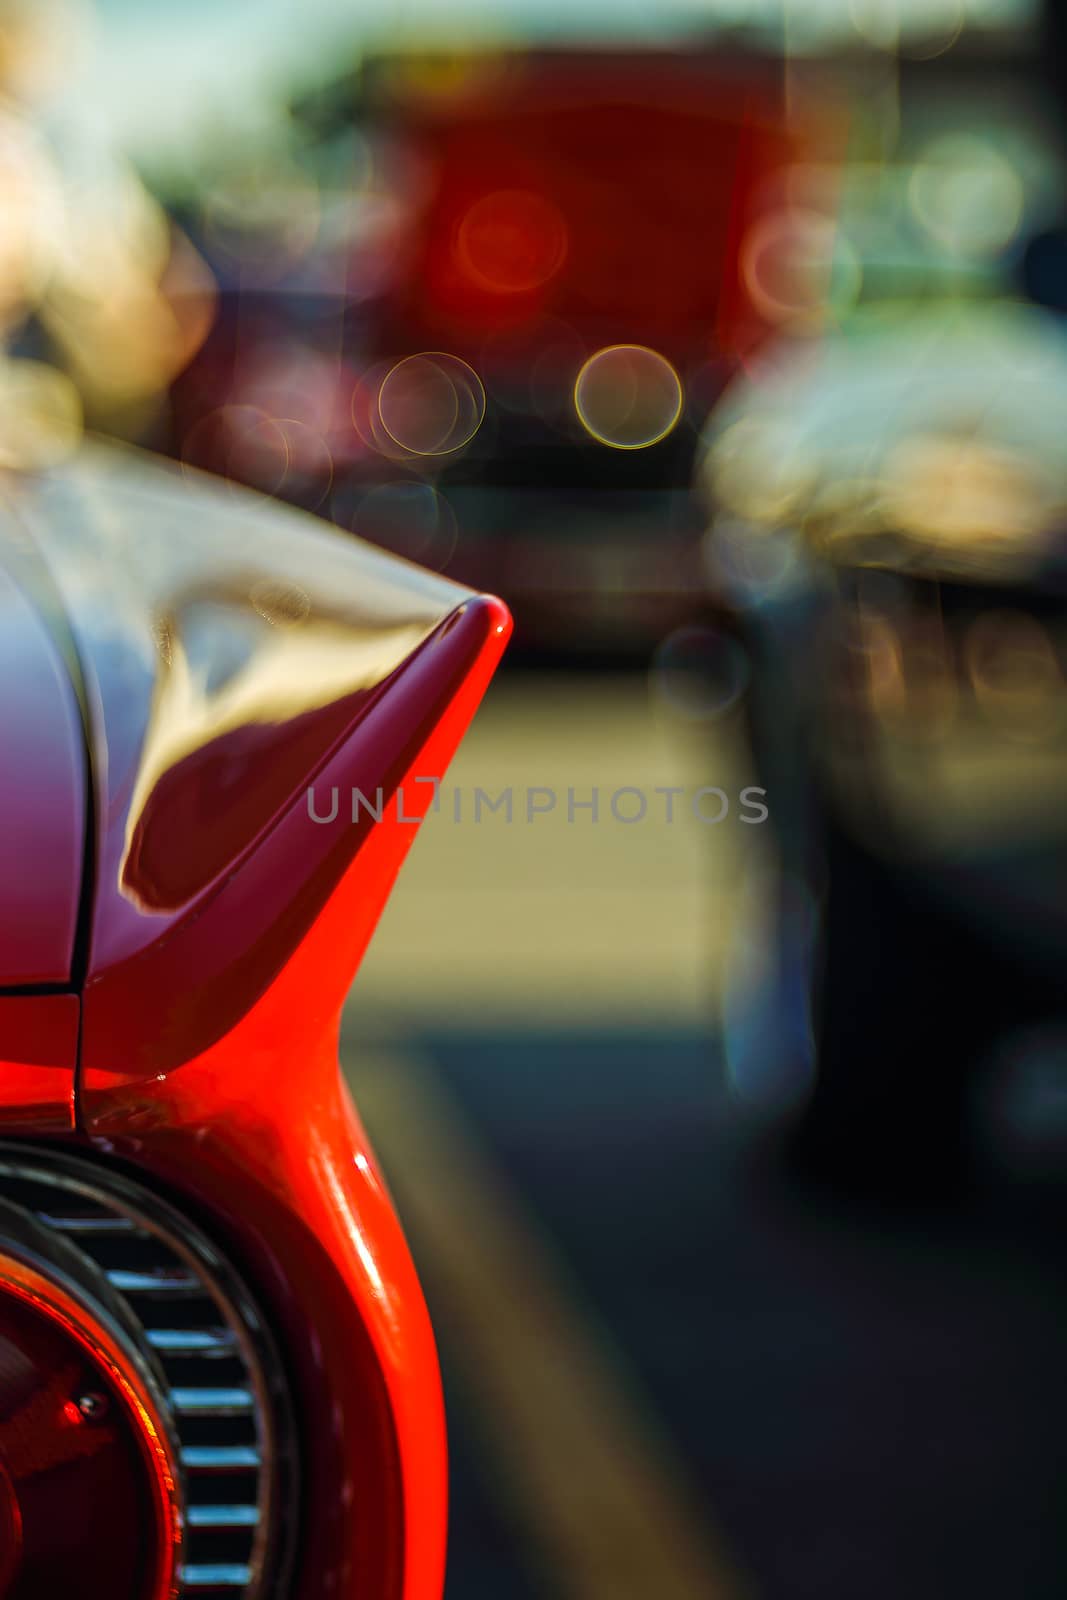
[{"left": 0, "top": 1145, "right": 295, "bottom": 1598}]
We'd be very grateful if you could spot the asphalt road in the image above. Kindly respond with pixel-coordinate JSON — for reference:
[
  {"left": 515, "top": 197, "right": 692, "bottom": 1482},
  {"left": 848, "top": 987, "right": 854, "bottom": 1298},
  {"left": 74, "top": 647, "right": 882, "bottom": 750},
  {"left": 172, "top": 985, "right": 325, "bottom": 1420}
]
[{"left": 341, "top": 673, "right": 1067, "bottom": 1600}]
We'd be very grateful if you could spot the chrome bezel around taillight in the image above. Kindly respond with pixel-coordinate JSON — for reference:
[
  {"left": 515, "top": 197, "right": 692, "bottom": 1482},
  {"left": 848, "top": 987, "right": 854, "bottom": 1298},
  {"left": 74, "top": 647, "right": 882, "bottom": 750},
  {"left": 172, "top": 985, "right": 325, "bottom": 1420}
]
[{"left": 0, "top": 1143, "right": 295, "bottom": 1598}]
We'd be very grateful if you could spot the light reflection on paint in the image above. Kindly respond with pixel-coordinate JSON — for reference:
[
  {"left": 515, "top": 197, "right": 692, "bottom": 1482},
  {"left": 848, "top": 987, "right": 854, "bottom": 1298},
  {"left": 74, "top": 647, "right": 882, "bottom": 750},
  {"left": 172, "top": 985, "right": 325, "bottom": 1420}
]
[
  {"left": 0, "top": 359, "right": 82, "bottom": 469},
  {"left": 249, "top": 580, "right": 312, "bottom": 629},
  {"left": 311, "top": 1128, "right": 387, "bottom": 1313},
  {"left": 0, "top": 107, "right": 65, "bottom": 321}
]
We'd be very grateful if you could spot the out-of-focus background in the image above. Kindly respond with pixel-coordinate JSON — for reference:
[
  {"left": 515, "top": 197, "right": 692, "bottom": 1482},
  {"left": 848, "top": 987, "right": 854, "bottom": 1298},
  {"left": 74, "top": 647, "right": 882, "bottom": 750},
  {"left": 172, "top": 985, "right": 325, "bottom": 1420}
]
[{"left": 5, "top": 0, "right": 1067, "bottom": 1594}]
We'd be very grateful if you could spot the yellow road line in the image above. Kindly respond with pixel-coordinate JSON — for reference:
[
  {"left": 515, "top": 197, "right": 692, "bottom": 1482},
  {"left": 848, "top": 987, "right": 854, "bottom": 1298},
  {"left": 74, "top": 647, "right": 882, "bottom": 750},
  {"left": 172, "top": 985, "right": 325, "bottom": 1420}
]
[{"left": 345, "top": 1042, "right": 751, "bottom": 1600}]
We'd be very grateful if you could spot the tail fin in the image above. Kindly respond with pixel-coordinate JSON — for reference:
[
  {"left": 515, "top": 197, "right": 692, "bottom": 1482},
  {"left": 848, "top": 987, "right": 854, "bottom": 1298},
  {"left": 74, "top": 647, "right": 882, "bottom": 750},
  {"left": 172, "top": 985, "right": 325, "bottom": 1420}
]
[{"left": 22, "top": 445, "right": 510, "bottom": 1081}]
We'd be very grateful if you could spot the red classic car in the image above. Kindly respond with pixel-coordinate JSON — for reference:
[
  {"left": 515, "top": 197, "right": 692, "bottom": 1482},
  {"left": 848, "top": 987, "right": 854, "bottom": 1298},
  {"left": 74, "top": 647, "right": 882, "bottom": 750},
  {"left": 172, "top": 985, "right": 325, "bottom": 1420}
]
[
  {"left": 0, "top": 442, "right": 509, "bottom": 1598},
  {"left": 172, "top": 46, "right": 812, "bottom": 660}
]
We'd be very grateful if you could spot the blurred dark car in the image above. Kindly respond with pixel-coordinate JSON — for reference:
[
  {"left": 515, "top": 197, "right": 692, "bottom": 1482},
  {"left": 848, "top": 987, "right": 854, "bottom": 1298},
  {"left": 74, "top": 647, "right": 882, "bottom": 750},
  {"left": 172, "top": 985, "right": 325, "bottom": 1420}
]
[{"left": 701, "top": 301, "right": 1067, "bottom": 1192}]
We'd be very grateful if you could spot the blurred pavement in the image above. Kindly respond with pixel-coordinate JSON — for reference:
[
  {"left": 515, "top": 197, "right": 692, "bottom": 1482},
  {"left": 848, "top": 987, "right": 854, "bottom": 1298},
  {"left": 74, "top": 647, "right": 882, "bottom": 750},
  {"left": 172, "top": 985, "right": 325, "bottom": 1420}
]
[
  {"left": 349, "top": 672, "right": 761, "bottom": 1031},
  {"left": 342, "top": 674, "right": 1067, "bottom": 1600}
]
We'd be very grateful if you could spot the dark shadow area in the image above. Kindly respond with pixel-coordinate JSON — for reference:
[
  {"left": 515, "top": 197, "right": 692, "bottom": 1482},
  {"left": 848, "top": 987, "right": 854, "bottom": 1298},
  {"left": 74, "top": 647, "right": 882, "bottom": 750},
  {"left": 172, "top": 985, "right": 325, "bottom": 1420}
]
[{"left": 400, "top": 1028, "right": 1067, "bottom": 1600}]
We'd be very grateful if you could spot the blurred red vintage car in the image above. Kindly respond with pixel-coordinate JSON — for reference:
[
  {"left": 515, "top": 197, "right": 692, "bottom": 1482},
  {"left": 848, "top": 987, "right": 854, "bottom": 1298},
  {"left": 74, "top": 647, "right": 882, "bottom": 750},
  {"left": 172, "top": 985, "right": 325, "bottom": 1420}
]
[
  {"left": 0, "top": 442, "right": 509, "bottom": 1598},
  {"left": 170, "top": 46, "right": 816, "bottom": 660}
]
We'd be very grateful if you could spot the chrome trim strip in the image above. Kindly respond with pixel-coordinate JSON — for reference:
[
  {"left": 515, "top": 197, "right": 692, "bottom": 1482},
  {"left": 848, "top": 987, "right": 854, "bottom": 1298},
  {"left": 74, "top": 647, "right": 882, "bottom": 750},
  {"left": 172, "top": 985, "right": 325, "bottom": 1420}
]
[
  {"left": 107, "top": 1268, "right": 201, "bottom": 1292},
  {"left": 187, "top": 1507, "right": 261, "bottom": 1529},
  {"left": 37, "top": 1212, "right": 138, "bottom": 1233},
  {"left": 0, "top": 1145, "right": 295, "bottom": 1600},
  {"left": 182, "top": 1445, "right": 262, "bottom": 1470},
  {"left": 172, "top": 1387, "right": 255, "bottom": 1415},
  {"left": 180, "top": 1565, "right": 254, "bottom": 1587},
  {"left": 147, "top": 1328, "right": 237, "bottom": 1352}
]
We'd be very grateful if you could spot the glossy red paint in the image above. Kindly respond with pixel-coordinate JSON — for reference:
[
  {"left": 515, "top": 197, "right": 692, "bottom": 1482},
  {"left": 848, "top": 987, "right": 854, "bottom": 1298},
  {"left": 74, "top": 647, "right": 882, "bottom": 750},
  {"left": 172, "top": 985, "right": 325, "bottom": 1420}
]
[
  {"left": 81, "top": 594, "right": 509, "bottom": 1599},
  {"left": 82, "top": 595, "right": 503, "bottom": 1077},
  {"left": 0, "top": 446, "right": 512, "bottom": 1598},
  {"left": 0, "top": 996, "right": 79, "bottom": 1134},
  {"left": 14, "top": 446, "right": 469, "bottom": 978},
  {"left": 0, "top": 1250, "right": 182, "bottom": 1599},
  {"left": 0, "top": 1453, "right": 19, "bottom": 1594}
]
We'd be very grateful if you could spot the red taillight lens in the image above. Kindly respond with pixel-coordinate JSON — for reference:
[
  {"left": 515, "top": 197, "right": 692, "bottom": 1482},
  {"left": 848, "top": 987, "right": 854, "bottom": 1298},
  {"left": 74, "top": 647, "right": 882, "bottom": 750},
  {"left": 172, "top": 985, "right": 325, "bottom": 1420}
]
[
  {"left": 0, "top": 1253, "right": 180, "bottom": 1600},
  {"left": 0, "top": 1148, "right": 294, "bottom": 1600},
  {"left": 0, "top": 1451, "right": 21, "bottom": 1594}
]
